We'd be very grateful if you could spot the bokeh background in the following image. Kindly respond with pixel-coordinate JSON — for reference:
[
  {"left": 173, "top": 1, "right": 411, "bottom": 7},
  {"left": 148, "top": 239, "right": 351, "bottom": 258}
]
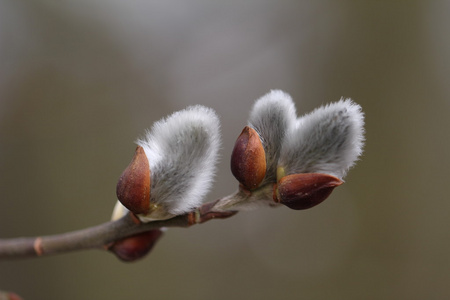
[{"left": 1, "top": 1, "right": 449, "bottom": 299}]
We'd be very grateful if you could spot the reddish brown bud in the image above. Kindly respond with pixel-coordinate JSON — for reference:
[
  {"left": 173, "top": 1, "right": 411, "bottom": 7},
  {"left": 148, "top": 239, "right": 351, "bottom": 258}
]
[
  {"left": 8, "top": 293, "right": 23, "bottom": 300},
  {"left": 109, "top": 229, "right": 163, "bottom": 262},
  {"left": 231, "top": 126, "right": 266, "bottom": 190},
  {"left": 116, "top": 146, "right": 151, "bottom": 215},
  {"left": 0, "top": 291, "right": 22, "bottom": 300},
  {"left": 274, "top": 173, "right": 343, "bottom": 210}
]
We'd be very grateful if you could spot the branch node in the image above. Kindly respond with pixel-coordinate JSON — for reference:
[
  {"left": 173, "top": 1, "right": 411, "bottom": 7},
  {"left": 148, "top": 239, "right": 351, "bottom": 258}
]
[
  {"left": 187, "top": 212, "right": 196, "bottom": 226},
  {"left": 129, "top": 213, "right": 142, "bottom": 225},
  {"left": 33, "top": 237, "right": 43, "bottom": 256}
]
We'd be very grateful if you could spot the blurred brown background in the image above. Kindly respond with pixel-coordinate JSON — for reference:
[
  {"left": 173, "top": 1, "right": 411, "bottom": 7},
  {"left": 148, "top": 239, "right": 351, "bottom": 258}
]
[{"left": 0, "top": 1, "right": 449, "bottom": 299}]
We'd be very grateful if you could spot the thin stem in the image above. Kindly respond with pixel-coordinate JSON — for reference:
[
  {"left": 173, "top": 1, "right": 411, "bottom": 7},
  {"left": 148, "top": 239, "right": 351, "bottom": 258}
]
[{"left": 0, "top": 199, "right": 237, "bottom": 260}]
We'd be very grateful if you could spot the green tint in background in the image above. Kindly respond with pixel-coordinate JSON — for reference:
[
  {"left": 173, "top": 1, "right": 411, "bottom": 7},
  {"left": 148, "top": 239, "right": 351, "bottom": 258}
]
[{"left": 1, "top": 1, "right": 449, "bottom": 299}]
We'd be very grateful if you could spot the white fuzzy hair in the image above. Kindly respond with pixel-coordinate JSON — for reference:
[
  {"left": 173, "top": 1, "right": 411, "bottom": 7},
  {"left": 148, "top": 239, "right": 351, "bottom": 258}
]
[
  {"left": 248, "top": 90, "right": 297, "bottom": 185},
  {"left": 137, "top": 105, "right": 221, "bottom": 216},
  {"left": 279, "top": 98, "right": 365, "bottom": 179}
]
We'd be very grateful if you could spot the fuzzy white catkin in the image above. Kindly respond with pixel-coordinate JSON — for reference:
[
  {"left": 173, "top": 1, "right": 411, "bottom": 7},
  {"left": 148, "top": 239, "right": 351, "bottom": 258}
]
[
  {"left": 221, "top": 91, "right": 364, "bottom": 212},
  {"left": 137, "top": 105, "right": 221, "bottom": 217},
  {"left": 248, "top": 90, "right": 297, "bottom": 185},
  {"left": 279, "top": 98, "right": 365, "bottom": 179}
]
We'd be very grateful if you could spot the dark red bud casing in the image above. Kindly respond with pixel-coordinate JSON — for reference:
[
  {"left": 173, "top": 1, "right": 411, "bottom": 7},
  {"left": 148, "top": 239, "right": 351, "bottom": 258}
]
[
  {"left": 116, "top": 146, "right": 151, "bottom": 215},
  {"left": 231, "top": 126, "right": 266, "bottom": 190},
  {"left": 109, "top": 229, "right": 163, "bottom": 262},
  {"left": 274, "top": 173, "right": 343, "bottom": 210}
]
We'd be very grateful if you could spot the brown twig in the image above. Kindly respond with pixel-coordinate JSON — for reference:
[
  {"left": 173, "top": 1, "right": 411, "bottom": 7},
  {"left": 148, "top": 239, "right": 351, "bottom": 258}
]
[{"left": 0, "top": 200, "right": 237, "bottom": 260}]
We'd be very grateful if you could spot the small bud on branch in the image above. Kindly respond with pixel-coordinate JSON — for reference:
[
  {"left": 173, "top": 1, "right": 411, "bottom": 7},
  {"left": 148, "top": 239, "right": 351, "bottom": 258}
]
[
  {"left": 231, "top": 126, "right": 266, "bottom": 190},
  {"left": 274, "top": 173, "right": 343, "bottom": 210},
  {"left": 108, "top": 229, "right": 164, "bottom": 262},
  {"left": 116, "top": 146, "right": 151, "bottom": 215}
]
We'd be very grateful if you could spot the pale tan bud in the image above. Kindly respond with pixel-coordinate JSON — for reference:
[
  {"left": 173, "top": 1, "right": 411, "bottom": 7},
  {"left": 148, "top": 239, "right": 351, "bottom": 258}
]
[
  {"left": 273, "top": 173, "right": 343, "bottom": 210},
  {"left": 116, "top": 146, "right": 151, "bottom": 215},
  {"left": 230, "top": 126, "right": 266, "bottom": 190}
]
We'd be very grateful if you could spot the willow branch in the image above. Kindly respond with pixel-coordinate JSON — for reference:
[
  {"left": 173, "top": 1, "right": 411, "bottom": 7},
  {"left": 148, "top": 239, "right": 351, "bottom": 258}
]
[{"left": 0, "top": 199, "right": 237, "bottom": 260}]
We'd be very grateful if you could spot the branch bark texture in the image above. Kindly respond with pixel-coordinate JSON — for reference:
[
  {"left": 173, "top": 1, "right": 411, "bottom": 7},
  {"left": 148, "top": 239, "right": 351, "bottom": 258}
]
[{"left": 0, "top": 200, "right": 236, "bottom": 260}]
